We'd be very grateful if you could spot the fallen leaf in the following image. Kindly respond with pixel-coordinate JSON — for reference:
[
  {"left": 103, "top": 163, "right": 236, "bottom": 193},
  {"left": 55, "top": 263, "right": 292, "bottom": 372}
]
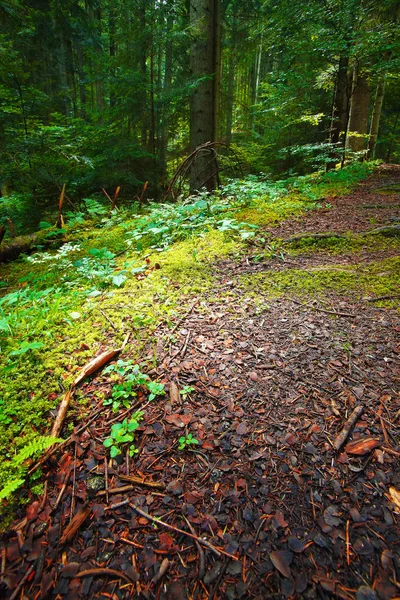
[
  {"left": 165, "top": 413, "right": 192, "bottom": 427},
  {"left": 270, "top": 550, "right": 293, "bottom": 578},
  {"left": 169, "top": 381, "right": 180, "bottom": 404},
  {"left": 345, "top": 438, "right": 380, "bottom": 455},
  {"left": 159, "top": 532, "right": 175, "bottom": 550},
  {"left": 236, "top": 422, "right": 248, "bottom": 435},
  {"left": 388, "top": 487, "right": 400, "bottom": 511},
  {"left": 166, "top": 479, "right": 183, "bottom": 495}
]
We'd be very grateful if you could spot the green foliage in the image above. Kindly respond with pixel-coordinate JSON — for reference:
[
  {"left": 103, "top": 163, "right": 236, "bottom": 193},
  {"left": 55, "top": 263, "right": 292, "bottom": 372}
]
[
  {"left": 103, "top": 412, "right": 144, "bottom": 458},
  {"left": 103, "top": 361, "right": 165, "bottom": 411},
  {"left": 178, "top": 433, "right": 199, "bottom": 450},
  {"left": 180, "top": 385, "right": 195, "bottom": 399},
  {"left": 0, "top": 435, "right": 62, "bottom": 500}
]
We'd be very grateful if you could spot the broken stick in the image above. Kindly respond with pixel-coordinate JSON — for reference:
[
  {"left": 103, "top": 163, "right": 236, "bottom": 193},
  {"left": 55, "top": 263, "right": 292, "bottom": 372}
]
[
  {"left": 333, "top": 405, "right": 363, "bottom": 451},
  {"left": 130, "top": 502, "right": 238, "bottom": 560}
]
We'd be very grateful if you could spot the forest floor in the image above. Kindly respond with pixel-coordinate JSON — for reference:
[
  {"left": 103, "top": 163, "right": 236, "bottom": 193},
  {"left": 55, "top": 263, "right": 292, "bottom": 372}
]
[{"left": 1, "top": 165, "right": 400, "bottom": 599}]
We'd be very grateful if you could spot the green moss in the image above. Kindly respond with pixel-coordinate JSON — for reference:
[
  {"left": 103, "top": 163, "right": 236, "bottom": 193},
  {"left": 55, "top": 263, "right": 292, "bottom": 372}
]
[
  {"left": 240, "top": 256, "right": 400, "bottom": 303},
  {"left": 284, "top": 233, "right": 400, "bottom": 256}
]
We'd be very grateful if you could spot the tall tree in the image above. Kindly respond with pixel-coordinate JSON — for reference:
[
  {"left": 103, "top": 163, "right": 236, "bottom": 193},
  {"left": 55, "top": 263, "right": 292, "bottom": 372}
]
[{"left": 189, "top": 0, "right": 221, "bottom": 192}]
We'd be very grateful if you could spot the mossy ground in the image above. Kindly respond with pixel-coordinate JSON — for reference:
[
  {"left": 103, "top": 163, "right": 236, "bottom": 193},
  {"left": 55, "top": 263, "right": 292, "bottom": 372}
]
[
  {"left": 240, "top": 256, "right": 400, "bottom": 303},
  {"left": 0, "top": 160, "right": 383, "bottom": 514}
]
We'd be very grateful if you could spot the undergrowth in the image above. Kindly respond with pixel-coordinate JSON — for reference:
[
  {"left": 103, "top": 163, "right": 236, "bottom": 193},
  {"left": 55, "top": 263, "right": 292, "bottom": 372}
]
[{"left": 0, "top": 161, "right": 378, "bottom": 513}]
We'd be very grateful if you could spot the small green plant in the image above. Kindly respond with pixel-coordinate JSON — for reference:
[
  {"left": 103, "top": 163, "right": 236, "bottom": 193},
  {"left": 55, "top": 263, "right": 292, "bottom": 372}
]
[
  {"left": 180, "top": 385, "right": 195, "bottom": 399},
  {"left": 103, "top": 412, "right": 144, "bottom": 458},
  {"left": 178, "top": 433, "right": 199, "bottom": 450},
  {"left": 103, "top": 361, "right": 165, "bottom": 411},
  {"left": 0, "top": 435, "right": 62, "bottom": 500}
]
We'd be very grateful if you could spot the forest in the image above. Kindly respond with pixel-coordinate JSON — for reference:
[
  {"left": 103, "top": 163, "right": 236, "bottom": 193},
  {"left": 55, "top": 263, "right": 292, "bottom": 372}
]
[
  {"left": 0, "top": 1, "right": 400, "bottom": 599},
  {"left": 0, "top": 0, "right": 399, "bottom": 233}
]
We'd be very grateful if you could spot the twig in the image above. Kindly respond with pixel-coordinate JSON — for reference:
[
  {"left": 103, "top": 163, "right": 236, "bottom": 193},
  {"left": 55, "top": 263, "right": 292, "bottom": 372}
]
[
  {"left": 182, "top": 514, "right": 205, "bottom": 580},
  {"left": 9, "top": 565, "right": 34, "bottom": 600},
  {"left": 180, "top": 329, "right": 191, "bottom": 358},
  {"left": 53, "top": 467, "right": 72, "bottom": 510},
  {"left": 129, "top": 502, "right": 238, "bottom": 560},
  {"left": 118, "top": 474, "right": 164, "bottom": 489},
  {"left": 97, "top": 485, "right": 135, "bottom": 497},
  {"left": 106, "top": 499, "right": 130, "bottom": 511},
  {"left": 346, "top": 520, "right": 351, "bottom": 565},
  {"left": 105, "top": 456, "right": 109, "bottom": 504},
  {"left": 69, "top": 443, "right": 77, "bottom": 521},
  {"left": 98, "top": 308, "right": 118, "bottom": 331},
  {"left": 75, "top": 568, "right": 134, "bottom": 584},
  {"left": 383, "top": 446, "right": 400, "bottom": 457},
  {"left": 170, "top": 300, "right": 199, "bottom": 334},
  {"left": 290, "top": 297, "right": 356, "bottom": 318},
  {"left": 333, "top": 405, "right": 364, "bottom": 451}
]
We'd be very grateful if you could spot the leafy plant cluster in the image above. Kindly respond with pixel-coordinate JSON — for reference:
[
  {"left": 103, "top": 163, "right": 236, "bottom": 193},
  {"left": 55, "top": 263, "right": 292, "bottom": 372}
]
[{"left": 103, "top": 359, "right": 165, "bottom": 413}]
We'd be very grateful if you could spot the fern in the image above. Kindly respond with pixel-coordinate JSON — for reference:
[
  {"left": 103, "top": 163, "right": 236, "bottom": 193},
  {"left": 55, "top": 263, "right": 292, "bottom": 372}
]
[
  {"left": 0, "top": 477, "right": 25, "bottom": 500},
  {"left": 13, "top": 436, "right": 62, "bottom": 465}
]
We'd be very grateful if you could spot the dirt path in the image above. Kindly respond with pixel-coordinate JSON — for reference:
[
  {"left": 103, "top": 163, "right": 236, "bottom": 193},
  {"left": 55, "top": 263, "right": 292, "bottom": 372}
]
[{"left": 1, "top": 166, "right": 400, "bottom": 599}]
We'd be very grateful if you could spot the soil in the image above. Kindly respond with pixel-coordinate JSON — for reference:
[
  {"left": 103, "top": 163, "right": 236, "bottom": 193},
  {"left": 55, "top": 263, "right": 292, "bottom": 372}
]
[{"left": 1, "top": 165, "right": 399, "bottom": 600}]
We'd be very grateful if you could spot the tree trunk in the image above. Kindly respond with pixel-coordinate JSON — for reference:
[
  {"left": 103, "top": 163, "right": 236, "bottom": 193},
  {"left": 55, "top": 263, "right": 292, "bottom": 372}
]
[
  {"left": 159, "top": 7, "right": 173, "bottom": 181},
  {"left": 225, "top": 48, "right": 235, "bottom": 144},
  {"left": 109, "top": 4, "right": 116, "bottom": 109},
  {"left": 346, "top": 65, "right": 371, "bottom": 157},
  {"left": 190, "top": 0, "right": 221, "bottom": 192},
  {"left": 327, "top": 56, "right": 349, "bottom": 170},
  {"left": 367, "top": 77, "right": 386, "bottom": 159}
]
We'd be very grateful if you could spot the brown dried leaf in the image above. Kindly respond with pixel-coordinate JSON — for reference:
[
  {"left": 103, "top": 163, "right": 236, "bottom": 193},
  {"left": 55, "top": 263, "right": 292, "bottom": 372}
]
[
  {"left": 345, "top": 437, "right": 380, "bottom": 456},
  {"left": 270, "top": 550, "right": 293, "bottom": 578},
  {"left": 165, "top": 413, "right": 191, "bottom": 427},
  {"left": 388, "top": 487, "right": 400, "bottom": 511}
]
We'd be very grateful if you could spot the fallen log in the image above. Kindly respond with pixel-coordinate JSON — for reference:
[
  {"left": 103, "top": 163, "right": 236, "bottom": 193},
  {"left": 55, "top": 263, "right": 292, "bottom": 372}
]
[{"left": 0, "top": 231, "right": 66, "bottom": 263}]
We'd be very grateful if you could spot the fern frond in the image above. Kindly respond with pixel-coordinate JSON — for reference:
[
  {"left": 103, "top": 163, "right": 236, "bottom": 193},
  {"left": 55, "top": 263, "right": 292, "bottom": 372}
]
[
  {"left": 0, "top": 477, "right": 25, "bottom": 500},
  {"left": 13, "top": 436, "right": 63, "bottom": 465}
]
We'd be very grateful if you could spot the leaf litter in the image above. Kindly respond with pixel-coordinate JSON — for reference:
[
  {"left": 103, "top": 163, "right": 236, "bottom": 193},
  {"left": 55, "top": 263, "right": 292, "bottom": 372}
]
[{"left": 1, "top": 166, "right": 400, "bottom": 599}]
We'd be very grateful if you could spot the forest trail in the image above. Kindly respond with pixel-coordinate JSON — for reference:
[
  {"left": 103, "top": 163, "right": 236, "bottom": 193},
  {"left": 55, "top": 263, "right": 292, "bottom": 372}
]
[{"left": 2, "top": 166, "right": 400, "bottom": 599}]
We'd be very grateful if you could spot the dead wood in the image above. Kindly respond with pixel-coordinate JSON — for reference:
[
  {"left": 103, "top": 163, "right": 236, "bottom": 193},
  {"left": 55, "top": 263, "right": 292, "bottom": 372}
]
[
  {"left": 59, "top": 504, "right": 91, "bottom": 545},
  {"left": 333, "top": 405, "right": 364, "bottom": 451},
  {"left": 0, "top": 231, "right": 65, "bottom": 263}
]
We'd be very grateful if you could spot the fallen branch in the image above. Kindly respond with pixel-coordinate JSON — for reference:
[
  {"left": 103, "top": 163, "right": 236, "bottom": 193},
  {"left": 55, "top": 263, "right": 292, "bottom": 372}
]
[
  {"left": 333, "top": 405, "right": 364, "bottom": 451},
  {"left": 118, "top": 474, "right": 164, "bottom": 489},
  {"left": 130, "top": 502, "right": 238, "bottom": 560},
  {"left": 59, "top": 504, "right": 91, "bottom": 545}
]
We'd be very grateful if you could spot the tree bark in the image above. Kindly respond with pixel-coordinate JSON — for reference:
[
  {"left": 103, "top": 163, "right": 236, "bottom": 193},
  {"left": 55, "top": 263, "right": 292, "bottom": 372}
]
[
  {"left": 367, "top": 77, "right": 386, "bottom": 159},
  {"left": 190, "top": 0, "right": 221, "bottom": 192},
  {"left": 159, "top": 5, "right": 173, "bottom": 181},
  {"left": 346, "top": 65, "right": 371, "bottom": 157},
  {"left": 327, "top": 56, "right": 350, "bottom": 170}
]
